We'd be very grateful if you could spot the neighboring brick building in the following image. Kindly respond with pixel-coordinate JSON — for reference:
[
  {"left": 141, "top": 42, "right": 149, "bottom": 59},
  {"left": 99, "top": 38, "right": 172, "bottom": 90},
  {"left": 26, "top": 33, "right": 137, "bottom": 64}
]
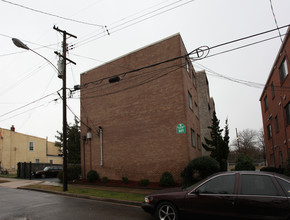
[
  {"left": 196, "top": 70, "right": 215, "bottom": 156},
  {"left": 0, "top": 126, "right": 62, "bottom": 172},
  {"left": 80, "top": 34, "right": 203, "bottom": 183},
  {"left": 260, "top": 27, "right": 290, "bottom": 168}
]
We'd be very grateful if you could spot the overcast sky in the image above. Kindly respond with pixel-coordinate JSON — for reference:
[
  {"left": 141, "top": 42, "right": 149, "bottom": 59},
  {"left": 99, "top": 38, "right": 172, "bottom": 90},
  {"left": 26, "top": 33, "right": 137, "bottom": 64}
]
[{"left": 0, "top": 0, "right": 289, "bottom": 143}]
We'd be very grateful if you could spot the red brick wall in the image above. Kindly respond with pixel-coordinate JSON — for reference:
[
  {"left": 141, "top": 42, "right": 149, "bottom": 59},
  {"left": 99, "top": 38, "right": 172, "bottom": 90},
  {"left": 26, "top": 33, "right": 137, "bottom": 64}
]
[
  {"left": 81, "top": 34, "right": 201, "bottom": 183},
  {"left": 260, "top": 30, "right": 290, "bottom": 168}
]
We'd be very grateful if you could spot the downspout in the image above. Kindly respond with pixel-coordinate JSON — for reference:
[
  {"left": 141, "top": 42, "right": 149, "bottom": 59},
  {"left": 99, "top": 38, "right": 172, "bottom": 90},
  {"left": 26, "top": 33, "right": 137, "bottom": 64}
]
[
  {"left": 99, "top": 126, "right": 103, "bottom": 167},
  {"left": 82, "top": 135, "right": 86, "bottom": 178}
]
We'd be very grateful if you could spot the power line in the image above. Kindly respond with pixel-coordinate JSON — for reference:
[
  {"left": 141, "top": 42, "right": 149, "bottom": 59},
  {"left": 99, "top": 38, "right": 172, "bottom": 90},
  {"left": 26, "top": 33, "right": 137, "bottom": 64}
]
[
  {"left": 269, "top": 0, "right": 283, "bottom": 43},
  {"left": 0, "top": 90, "right": 60, "bottom": 118},
  {"left": 1, "top": 0, "right": 105, "bottom": 27},
  {"left": 73, "top": 0, "right": 194, "bottom": 48}
]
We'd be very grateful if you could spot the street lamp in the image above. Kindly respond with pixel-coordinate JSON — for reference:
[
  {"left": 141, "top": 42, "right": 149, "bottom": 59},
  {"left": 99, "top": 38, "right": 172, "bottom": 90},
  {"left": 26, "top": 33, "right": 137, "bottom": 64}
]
[
  {"left": 12, "top": 38, "right": 68, "bottom": 191},
  {"left": 12, "top": 38, "right": 60, "bottom": 75}
]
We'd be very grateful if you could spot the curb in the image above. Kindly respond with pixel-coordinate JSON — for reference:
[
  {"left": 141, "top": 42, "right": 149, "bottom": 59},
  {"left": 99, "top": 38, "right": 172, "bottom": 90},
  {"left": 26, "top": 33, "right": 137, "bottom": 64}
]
[{"left": 18, "top": 186, "right": 142, "bottom": 207}]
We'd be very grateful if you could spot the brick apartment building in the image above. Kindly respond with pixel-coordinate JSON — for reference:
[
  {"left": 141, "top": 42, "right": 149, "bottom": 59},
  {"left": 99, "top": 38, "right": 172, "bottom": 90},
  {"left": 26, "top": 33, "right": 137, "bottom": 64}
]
[
  {"left": 196, "top": 70, "right": 215, "bottom": 156},
  {"left": 260, "top": 27, "right": 290, "bottom": 168},
  {"left": 80, "top": 34, "right": 205, "bottom": 183}
]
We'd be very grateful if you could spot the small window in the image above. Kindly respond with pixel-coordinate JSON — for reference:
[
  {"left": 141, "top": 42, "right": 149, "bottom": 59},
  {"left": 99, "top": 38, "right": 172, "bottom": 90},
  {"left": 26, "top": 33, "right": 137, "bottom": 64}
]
[
  {"left": 186, "top": 58, "right": 190, "bottom": 74},
  {"left": 279, "top": 151, "right": 283, "bottom": 168},
  {"left": 285, "top": 102, "right": 290, "bottom": 124},
  {"left": 271, "top": 82, "right": 275, "bottom": 98},
  {"left": 275, "top": 116, "right": 279, "bottom": 133},
  {"left": 194, "top": 102, "right": 199, "bottom": 117},
  {"left": 197, "top": 135, "right": 201, "bottom": 150},
  {"left": 264, "top": 95, "right": 268, "bottom": 111},
  {"left": 35, "top": 159, "right": 40, "bottom": 163},
  {"left": 29, "top": 142, "right": 34, "bottom": 151},
  {"left": 188, "top": 92, "right": 193, "bottom": 110},
  {"left": 280, "top": 58, "right": 288, "bottom": 83},
  {"left": 240, "top": 174, "right": 279, "bottom": 196},
  {"left": 267, "top": 124, "right": 272, "bottom": 139},
  {"left": 276, "top": 178, "right": 290, "bottom": 196},
  {"left": 197, "top": 174, "right": 235, "bottom": 194},
  {"left": 192, "top": 72, "right": 196, "bottom": 87},
  {"left": 191, "top": 129, "right": 196, "bottom": 147},
  {"left": 50, "top": 160, "right": 53, "bottom": 164}
]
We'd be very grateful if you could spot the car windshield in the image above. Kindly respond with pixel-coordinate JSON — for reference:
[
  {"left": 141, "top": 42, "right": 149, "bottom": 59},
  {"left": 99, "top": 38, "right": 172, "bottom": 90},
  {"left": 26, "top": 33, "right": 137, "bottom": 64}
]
[{"left": 43, "top": 167, "right": 50, "bottom": 171}]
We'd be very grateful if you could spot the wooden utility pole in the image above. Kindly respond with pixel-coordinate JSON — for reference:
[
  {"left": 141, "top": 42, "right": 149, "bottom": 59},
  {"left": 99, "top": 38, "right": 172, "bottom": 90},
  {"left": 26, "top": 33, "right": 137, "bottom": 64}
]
[{"left": 53, "top": 26, "right": 76, "bottom": 191}]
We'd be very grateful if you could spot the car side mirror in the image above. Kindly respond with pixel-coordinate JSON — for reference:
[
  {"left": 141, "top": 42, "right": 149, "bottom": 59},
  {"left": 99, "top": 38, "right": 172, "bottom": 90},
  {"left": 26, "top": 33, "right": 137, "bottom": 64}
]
[{"left": 194, "top": 189, "right": 200, "bottom": 195}]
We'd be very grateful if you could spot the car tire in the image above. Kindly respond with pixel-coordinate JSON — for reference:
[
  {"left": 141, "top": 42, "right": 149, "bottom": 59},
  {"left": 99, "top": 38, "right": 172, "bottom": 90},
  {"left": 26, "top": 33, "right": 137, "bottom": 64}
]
[{"left": 155, "top": 202, "right": 179, "bottom": 220}]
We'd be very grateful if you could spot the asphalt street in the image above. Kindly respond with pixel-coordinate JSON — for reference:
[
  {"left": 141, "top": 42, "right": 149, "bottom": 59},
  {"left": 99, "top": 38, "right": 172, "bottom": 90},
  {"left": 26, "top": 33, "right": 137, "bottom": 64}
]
[{"left": 0, "top": 187, "right": 153, "bottom": 220}]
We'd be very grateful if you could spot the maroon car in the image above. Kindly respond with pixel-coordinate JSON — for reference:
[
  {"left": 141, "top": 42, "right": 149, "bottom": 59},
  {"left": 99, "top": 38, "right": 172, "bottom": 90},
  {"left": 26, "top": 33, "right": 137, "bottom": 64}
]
[{"left": 142, "top": 171, "right": 290, "bottom": 220}]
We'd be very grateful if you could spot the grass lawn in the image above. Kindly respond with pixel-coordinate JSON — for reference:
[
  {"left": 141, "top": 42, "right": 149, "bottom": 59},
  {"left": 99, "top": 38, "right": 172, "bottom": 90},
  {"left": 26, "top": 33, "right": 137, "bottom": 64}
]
[{"left": 26, "top": 184, "right": 146, "bottom": 202}]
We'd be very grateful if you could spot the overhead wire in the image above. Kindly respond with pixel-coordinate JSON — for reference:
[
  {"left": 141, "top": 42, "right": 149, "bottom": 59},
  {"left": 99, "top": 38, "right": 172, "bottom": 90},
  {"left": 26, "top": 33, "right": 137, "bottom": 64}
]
[
  {"left": 73, "top": 0, "right": 194, "bottom": 48},
  {"left": 0, "top": 0, "right": 105, "bottom": 27}
]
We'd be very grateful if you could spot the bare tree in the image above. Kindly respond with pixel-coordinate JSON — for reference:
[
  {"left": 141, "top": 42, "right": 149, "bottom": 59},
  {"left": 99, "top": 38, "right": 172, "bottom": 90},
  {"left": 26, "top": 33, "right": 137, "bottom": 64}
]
[{"left": 230, "top": 129, "right": 264, "bottom": 163}]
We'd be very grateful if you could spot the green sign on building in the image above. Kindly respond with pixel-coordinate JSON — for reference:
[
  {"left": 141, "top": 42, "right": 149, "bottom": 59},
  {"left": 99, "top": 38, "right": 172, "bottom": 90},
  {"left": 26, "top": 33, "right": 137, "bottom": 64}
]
[{"left": 176, "top": 123, "right": 186, "bottom": 134}]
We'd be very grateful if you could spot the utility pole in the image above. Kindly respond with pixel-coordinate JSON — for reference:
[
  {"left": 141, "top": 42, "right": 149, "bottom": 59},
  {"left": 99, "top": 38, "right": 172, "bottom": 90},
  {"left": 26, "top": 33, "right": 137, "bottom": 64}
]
[{"left": 53, "top": 26, "right": 77, "bottom": 192}]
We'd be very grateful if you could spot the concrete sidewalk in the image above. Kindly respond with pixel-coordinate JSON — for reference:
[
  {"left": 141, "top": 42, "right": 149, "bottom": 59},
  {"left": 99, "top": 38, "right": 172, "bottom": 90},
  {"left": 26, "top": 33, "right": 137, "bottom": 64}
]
[
  {"left": 0, "top": 177, "right": 43, "bottom": 189},
  {"left": 0, "top": 177, "right": 156, "bottom": 206},
  {"left": 0, "top": 177, "right": 156, "bottom": 194}
]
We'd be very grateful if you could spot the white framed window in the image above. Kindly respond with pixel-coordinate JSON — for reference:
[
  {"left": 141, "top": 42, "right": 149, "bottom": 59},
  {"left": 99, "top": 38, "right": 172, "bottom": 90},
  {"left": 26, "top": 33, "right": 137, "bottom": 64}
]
[
  {"left": 188, "top": 92, "right": 193, "bottom": 110},
  {"left": 35, "top": 159, "right": 40, "bottom": 163},
  {"left": 186, "top": 58, "right": 190, "bottom": 74},
  {"left": 191, "top": 129, "right": 196, "bottom": 147},
  {"left": 197, "top": 135, "right": 201, "bottom": 150},
  {"left": 280, "top": 58, "right": 288, "bottom": 83},
  {"left": 29, "top": 142, "right": 34, "bottom": 151}
]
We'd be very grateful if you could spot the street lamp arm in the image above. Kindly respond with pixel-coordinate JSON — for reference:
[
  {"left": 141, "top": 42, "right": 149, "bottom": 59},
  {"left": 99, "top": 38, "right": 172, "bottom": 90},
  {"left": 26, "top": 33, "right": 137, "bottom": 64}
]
[{"left": 12, "top": 38, "right": 61, "bottom": 75}]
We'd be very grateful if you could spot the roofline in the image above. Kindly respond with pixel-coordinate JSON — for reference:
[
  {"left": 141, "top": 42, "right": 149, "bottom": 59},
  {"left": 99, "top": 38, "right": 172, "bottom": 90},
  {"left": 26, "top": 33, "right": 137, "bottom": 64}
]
[
  {"left": 259, "top": 26, "right": 290, "bottom": 100},
  {"left": 81, "top": 33, "right": 181, "bottom": 75}
]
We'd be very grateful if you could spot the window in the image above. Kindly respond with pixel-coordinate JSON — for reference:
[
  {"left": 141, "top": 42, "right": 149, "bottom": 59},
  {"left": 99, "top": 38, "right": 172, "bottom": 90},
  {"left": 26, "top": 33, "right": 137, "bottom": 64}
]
[
  {"left": 50, "top": 160, "right": 53, "bottom": 164},
  {"left": 240, "top": 174, "right": 279, "bottom": 196},
  {"left": 29, "top": 142, "right": 34, "bottom": 151},
  {"left": 35, "top": 159, "right": 39, "bottom": 163},
  {"left": 271, "top": 82, "right": 275, "bottom": 98},
  {"left": 279, "top": 151, "right": 283, "bottom": 168},
  {"left": 194, "top": 102, "right": 199, "bottom": 117},
  {"left": 192, "top": 72, "right": 196, "bottom": 87},
  {"left": 270, "top": 154, "right": 275, "bottom": 167},
  {"left": 197, "top": 174, "right": 235, "bottom": 194},
  {"left": 186, "top": 58, "right": 190, "bottom": 74},
  {"left": 188, "top": 92, "right": 193, "bottom": 110},
  {"left": 267, "top": 124, "right": 272, "bottom": 139},
  {"left": 197, "top": 135, "right": 201, "bottom": 150},
  {"left": 275, "top": 116, "right": 279, "bottom": 133},
  {"left": 280, "top": 58, "right": 288, "bottom": 83},
  {"left": 276, "top": 178, "right": 290, "bottom": 196},
  {"left": 191, "top": 129, "right": 196, "bottom": 147},
  {"left": 264, "top": 95, "right": 268, "bottom": 111},
  {"left": 285, "top": 102, "right": 290, "bottom": 124}
]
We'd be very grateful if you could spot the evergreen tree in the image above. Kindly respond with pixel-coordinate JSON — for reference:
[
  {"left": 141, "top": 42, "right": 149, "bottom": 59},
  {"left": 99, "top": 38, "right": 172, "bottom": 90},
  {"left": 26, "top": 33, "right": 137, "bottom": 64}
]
[
  {"left": 202, "top": 111, "right": 229, "bottom": 171},
  {"left": 55, "top": 117, "right": 81, "bottom": 164}
]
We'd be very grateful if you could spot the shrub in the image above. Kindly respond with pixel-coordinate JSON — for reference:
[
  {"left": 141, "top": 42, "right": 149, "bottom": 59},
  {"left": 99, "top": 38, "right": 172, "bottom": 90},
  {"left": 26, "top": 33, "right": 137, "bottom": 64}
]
[
  {"left": 160, "top": 171, "right": 175, "bottom": 187},
  {"left": 260, "top": 166, "right": 280, "bottom": 173},
  {"left": 181, "top": 156, "right": 220, "bottom": 187},
  {"left": 122, "top": 177, "right": 129, "bottom": 183},
  {"left": 87, "top": 170, "right": 99, "bottom": 182},
  {"left": 235, "top": 154, "right": 255, "bottom": 171},
  {"left": 140, "top": 179, "right": 150, "bottom": 187},
  {"left": 57, "top": 164, "right": 81, "bottom": 183},
  {"left": 101, "top": 176, "right": 109, "bottom": 183}
]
